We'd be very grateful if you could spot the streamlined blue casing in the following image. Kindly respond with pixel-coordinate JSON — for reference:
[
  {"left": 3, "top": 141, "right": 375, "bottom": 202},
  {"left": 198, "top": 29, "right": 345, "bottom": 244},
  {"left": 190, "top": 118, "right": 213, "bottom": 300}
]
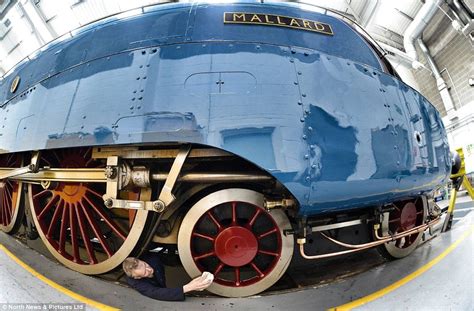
[{"left": 0, "top": 2, "right": 451, "bottom": 216}]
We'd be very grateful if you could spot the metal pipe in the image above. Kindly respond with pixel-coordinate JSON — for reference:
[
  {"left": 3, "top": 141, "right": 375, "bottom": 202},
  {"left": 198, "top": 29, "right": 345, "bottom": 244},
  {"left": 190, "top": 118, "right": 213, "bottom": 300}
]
[
  {"left": 453, "top": 0, "right": 472, "bottom": 23},
  {"left": 440, "top": 68, "right": 463, "bottom": 108},
  {"left": 403, "top": 0, "right": 443, "bottom": 64},
  {"left": 417, "top": 39, "right": 456, "bottom": 114},
  {"left": 299, "top": 217, "right": 440, "bottom": 260}
]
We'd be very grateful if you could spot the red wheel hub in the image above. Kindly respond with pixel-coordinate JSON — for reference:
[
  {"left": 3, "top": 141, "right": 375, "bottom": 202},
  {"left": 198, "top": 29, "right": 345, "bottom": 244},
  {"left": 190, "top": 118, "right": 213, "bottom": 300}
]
[
  {"left": 400, "top": 202, "right": 417, "bottom": 231},
  {"left": 214, "top": 226, "right": 258, "bottom": 267},
  {"left": 190, "top": 200, "right": 283, "bottom": 287}
]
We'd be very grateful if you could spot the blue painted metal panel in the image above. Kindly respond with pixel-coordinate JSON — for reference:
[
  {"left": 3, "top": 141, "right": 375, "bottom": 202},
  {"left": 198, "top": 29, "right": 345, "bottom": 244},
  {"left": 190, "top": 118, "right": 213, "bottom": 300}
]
[{"left": 0, "top": 2, "right": 450, "bottom": 216}]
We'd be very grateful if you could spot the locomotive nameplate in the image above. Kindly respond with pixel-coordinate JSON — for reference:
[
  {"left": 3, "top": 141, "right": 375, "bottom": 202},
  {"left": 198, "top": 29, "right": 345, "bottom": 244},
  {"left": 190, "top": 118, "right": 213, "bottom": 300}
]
[{"left": 224, "top": 12, "right": 333, "bottom": 36}]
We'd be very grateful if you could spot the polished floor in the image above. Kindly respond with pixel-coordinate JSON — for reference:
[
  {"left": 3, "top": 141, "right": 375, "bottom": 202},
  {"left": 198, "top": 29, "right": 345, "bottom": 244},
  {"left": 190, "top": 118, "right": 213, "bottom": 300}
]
[{"left": 0, "top": 194, "right": 472, "bottom": 311}]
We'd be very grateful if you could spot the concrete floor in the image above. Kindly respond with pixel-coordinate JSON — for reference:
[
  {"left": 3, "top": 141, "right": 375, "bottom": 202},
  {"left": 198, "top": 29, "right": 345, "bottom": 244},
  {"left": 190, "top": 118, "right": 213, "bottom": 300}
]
[{"left": 0, "top": 194, "right": 472, "bottom": 311}]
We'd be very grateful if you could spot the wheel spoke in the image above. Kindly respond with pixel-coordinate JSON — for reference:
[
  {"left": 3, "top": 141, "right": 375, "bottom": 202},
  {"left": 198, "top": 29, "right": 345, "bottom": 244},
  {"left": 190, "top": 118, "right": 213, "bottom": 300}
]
[
  {"left": 192, "top": 232, "right": 215, "bottom": 242},
  {"left": 86, "top": 188, "right": 104, "bottom": 201},
  {"left": 231, "top": 202, "right": 237, "bottom": 225},
  {"left": 258, "top": 227, "right": 278, "bottom": 239},
  {"left": 76, "top": 204, "right": 98, "bottom": 264},
  {"left": 213, "top": 262, "right": 225, "bottom": 277},
  {"left": 69, "top": 204, "right": 83, "bottom": 263},
  {"left": 234, "top": 268, "right": 240, "bottom": 286},
  {"left": 250, "top": 262, "right": 264, "bottom": 278},
  {"left": 33, "top": 189, "right": 51, "bottom": 200},
  {"left": 247, "top": 208, "right": 261, "bottom": 227},
  {"left": 80, "top": 202, "right": 113, "bottom": 257},
  {"left": 47, "top": 200, "right": 64, "bottom": 238},
  {"left": 83, "top": 195, "right": 127, "bottom": 241},
  {"left": 207, "top": 211, "right": 222, "bottom": 231},
  {"left": 3, "top": 191, "right": 11, "bottom": 222},
  {"left": 258, "top": 249, "right": 279, "bottom": 257},
  {"left": 58, "top": 205, "right": 70, "bottom": 254},
  {"left": 1, "top": 194, "right": 6, "bottom": 225},
  {"left": 38, "top": 195, "right": 60, "bottom": 220},
  {"left": 193, "top": 251, "right": 215, "bottom": 260}
]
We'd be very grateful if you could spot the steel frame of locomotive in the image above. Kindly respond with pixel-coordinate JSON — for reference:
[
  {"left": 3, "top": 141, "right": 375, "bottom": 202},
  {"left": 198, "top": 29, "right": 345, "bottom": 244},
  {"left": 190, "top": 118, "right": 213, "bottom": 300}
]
[{"left": 0, "top": 2, "right": 450, "bottom": 297}]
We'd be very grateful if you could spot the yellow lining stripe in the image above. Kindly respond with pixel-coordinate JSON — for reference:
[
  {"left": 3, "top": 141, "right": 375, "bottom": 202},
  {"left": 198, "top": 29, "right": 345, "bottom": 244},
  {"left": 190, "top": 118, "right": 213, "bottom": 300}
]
[
  {"left": 329, "top": 224, "right": 474, "bottom": 311},
  {"left": 0, "top": 244, "right": 119, "bottom": 311}
]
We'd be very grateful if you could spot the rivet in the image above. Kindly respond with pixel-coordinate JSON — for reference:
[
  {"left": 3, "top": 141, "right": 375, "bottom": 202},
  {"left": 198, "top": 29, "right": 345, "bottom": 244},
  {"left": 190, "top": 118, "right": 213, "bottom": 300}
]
[
  {"left": 290, "top": 59, "right": 294, "bottom": 63},
  {"left": 136, "top": 77, "right": 140, "bottom": 80},
  {"left": 308, "top": 126, "right": 313, "bottom": 131},
  {"left": 310, "top": 145, "right": 315, "bottom": 149},
  {"left": 82, "top": 115, "right": 86, "bottom": 119},
  {"left": 138, "top": 97, "right": 143, "bottom": 100},
  {"left": 298, "top": 71, "right": 302, "bottom": 75},
  {"left": 291, "top": 50, "right": 296, "bottom": 54},
  {"left": 294, "top": 81, "right": 299, "bottom": 85},
  {"left": 297, "top": 101, "right": 303, "bottom": 105},
  {"left": 141, "top": 51, "right": 146, "bottom": 55},
  {"left": 394, "top": 146, "right": 398, "bottom": 149},
  {"left": 302, "top": 94, "right": 306, "bottom": 97},
  {"left": 302, "top": 135, "right": 307, "bottom": 140},
  {"left": 305, "top": 176, "right": 311, "bottom": 182},
  {"left": 304, "top": 154, "right": 309, "bottom": 159},
  {"left": 304, "top": 52, "right": 309, "bottom": 56},
  {"left": 311, "top": 164, "right": 317, "bottom": 169},
  {"left": 300, "top": 117, "right": 305, "bottom": 122},
  {"left": 130, "top": 106, "right": 134, "bottom": 110}
]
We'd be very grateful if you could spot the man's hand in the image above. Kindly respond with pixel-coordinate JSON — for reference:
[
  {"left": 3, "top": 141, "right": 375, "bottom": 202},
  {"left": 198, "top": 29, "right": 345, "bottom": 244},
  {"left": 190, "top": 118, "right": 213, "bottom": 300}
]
[{"left": 183, "top": 272, "right": 214, "bottom": 293}]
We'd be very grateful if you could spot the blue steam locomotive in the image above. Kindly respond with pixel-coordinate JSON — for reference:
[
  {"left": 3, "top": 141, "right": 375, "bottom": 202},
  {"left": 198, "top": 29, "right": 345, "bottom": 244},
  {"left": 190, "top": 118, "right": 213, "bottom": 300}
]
[{"left": 0, "top": 1, "right": 450, "bottom": 297}]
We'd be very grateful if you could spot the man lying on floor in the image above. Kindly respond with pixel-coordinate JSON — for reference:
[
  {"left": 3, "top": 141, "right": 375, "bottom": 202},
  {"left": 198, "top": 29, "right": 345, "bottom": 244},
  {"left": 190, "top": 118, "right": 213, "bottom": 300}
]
[{"left": 123, "top": 251, "right": 214, "bottom": 301}]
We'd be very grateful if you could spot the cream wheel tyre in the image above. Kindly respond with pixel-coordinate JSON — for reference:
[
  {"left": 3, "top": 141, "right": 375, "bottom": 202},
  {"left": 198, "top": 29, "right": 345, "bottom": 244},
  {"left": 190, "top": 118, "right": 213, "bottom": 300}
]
[{"left": 178, "top": 188, "right": 294, "bottom": 297}]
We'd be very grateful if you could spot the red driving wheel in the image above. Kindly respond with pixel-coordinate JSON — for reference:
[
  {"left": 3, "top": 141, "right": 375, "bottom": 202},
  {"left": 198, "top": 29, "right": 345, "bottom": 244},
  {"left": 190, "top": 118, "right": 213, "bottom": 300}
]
[
  {"left": 0, "top": 153, "right": 23, "bottom": 234},
  {"left": 28, "top": 148, "right": 152, "bottom": 274}
]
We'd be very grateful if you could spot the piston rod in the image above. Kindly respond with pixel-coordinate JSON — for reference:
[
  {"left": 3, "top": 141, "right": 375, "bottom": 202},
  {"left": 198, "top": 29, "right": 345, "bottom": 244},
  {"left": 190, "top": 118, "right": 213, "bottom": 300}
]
[{"left": 0, "top": 167, "right": 272, "bottom": 184}]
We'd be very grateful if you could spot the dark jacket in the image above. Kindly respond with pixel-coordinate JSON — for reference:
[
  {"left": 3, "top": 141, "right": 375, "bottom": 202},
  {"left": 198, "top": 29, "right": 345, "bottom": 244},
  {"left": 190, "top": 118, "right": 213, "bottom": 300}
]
[{"left": 126, "top": 252, "right": 185, "bottom": 301}]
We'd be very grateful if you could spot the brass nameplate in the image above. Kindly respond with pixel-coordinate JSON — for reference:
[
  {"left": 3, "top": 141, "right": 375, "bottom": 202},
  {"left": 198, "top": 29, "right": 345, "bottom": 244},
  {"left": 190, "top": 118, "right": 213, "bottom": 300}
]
[{"left": 224, "top": 12, "right": 333, "bottom": 36}]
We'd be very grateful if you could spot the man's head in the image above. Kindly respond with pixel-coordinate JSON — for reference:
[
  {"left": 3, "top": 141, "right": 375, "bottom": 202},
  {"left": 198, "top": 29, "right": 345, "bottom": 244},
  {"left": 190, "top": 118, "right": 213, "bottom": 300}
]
[{"left": 122, "top": 257, "right": 154, "bottom": 279}]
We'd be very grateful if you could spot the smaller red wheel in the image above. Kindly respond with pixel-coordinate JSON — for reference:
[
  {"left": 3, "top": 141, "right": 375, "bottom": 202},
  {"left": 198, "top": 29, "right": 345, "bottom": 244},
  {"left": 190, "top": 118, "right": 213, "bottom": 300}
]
[
  {"left": 377, "top": 197, "right": 427, "bottom": 259},
  {"left": 0, "top": 154, "right": 23, "bottom": 234},
  {"left": 178, "top": 189, "right": 294, "bottom": 297}
]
